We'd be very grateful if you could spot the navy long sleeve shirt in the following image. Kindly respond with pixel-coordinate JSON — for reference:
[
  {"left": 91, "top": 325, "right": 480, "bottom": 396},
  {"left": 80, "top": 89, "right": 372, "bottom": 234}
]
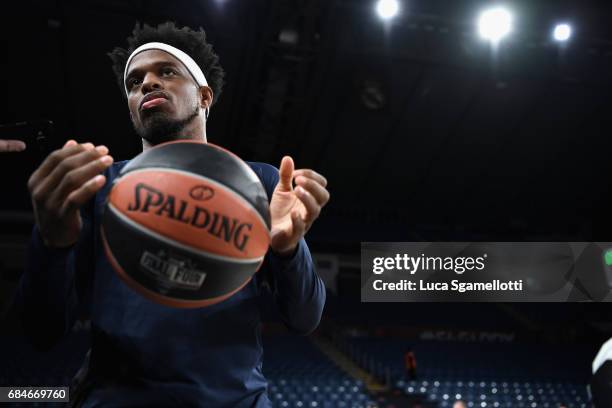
[{"left": 14, "top": 160, "right": 326, "bottom": 408}]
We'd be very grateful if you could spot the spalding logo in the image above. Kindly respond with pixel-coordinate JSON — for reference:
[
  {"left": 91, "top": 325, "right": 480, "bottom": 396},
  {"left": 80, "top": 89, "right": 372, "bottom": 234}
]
[
  {"left": 127, "top": 183, "right": 252, "bottom": 252},
  {"left": 189, "top": 185, "right": 215, "bottom": 201}
]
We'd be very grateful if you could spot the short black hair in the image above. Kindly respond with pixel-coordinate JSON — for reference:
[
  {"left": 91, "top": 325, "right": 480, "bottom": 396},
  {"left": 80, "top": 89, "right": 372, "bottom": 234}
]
[{"left": 108, "top": 21, "right": 225, "bottom": 105}]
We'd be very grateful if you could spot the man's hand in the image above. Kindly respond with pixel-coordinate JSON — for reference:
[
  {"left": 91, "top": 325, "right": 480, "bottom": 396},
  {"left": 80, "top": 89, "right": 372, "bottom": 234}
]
[
  {"left": 0, "top": 139, "right": 26, "bottom": 152},
  {"left": 269, "top": 156, "right": 330, "bottom": 257},
  {"left": 28, "top": 140, "right": 114, "bottom": 248}
]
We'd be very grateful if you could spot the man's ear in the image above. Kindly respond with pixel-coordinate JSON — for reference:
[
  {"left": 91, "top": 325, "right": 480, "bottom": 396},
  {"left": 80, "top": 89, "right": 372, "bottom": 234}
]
[{"left": 199, "top": 86, "right": 214, "bottom": 111}]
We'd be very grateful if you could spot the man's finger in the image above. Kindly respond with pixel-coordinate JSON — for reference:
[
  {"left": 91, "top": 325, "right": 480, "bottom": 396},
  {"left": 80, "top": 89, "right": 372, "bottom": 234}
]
[
  {"left": 32, "top": 145, "right": 108, "bottom": 204},
  {"left": 0, "top": 139, "right": 26, "bottom": 152},
  {"left": 295, "top": 176, "right": 330, "bottom": 206},
  {"left": 277, "top": 156, "right": 295, "bottom": 192},
  {"left": 60, "top": 175, "right": 107, "bottom": 216},
  {"left": 295, "top": 186, "right": 321, "bottom": 225},
  {"left": 63, "top": 139, "right": 78, "bottom": 148},
  {"left": 293, "top": 169, "right": 327, "bottom": 188},
  {"left": 50, "top": 153, "right": 114, "bottom": 207},
  {"left": 28, "top": 142, "right": 94, "bottom": 191}
]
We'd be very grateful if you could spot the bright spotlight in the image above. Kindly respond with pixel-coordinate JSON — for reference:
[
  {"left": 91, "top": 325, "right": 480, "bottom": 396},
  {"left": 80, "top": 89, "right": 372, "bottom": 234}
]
[
  {"left": 553, "top": 24, "right": 572, "bottom": 42},
  {"left": 478, "top": 7, "right": 513, "bottom": 43},
  {"left": 376, "top": 0, "right": 399, "bottom": 20}
]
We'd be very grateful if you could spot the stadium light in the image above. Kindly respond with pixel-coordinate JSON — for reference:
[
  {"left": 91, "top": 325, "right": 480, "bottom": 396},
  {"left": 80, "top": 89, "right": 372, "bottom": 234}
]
[
  {"left": 478, "top": 7, "right": 513, "bottom": 43},
  {"left": 376, "top": 0, "right": 400, "bottom": 20},
  {"left": 553, "top": 23, "right": 572, "bottom": 42}
]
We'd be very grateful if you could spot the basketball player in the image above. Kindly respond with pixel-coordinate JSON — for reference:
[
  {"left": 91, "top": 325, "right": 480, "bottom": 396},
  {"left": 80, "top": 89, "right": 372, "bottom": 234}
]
[{"left": 13, "top": 22, "right": 329, "bottom": 407}]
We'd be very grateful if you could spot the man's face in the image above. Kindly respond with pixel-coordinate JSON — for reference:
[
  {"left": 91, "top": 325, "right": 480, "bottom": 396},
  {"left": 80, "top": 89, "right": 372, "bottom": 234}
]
[
  {"left": 125, "top": 49, "right": 202, "bottom": 145},
  {"left": 453, "top": 403, "right": 467, "bottom": 408}
]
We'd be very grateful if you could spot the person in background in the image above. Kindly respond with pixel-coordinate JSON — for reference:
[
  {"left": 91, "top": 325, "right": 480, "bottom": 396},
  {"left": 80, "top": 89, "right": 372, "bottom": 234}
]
[
  {"left": 404, "top": 347, "right": 417, "bottom": 380},
  {"left": 0, "top": 140, "right": 26, "bottom": 152}
]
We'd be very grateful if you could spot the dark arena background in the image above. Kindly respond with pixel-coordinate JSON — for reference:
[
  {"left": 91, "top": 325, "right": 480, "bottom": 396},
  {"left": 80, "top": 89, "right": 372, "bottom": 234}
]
[{"left": 1, "top": 0, "right": 612, "bottom": 407}]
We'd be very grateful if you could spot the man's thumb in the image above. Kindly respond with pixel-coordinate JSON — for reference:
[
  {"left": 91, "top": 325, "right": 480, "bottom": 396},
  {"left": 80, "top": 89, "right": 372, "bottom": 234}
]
[{"left": 278, "top": 156, "right": 294, "bottom": 191}]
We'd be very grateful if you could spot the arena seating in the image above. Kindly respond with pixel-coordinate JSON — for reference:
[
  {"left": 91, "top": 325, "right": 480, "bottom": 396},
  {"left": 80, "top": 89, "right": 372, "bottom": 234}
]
[
  {"left": 263, "top": 335, "right": 375, "bottom": 408},
  {"left": 396, "top": 378, "right": 589, "bottom": 408},
  {"left": 0, "top": 331, "right": 375, "bottom": 408},
  {"left": 0, "top": 325, "right": 596, "bottom": 408},
  {"left": 345, "top": 336, "right": 592, "bottom": 408}
]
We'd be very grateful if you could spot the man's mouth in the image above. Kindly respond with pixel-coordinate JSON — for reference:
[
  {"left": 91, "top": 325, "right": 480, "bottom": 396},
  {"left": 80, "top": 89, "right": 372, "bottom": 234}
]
[
  {"left": 140, "top": 92, "right": 170, "bottom": 111},
  {"left": 142, "top": 98, "right": 167, "bottom": 110}
]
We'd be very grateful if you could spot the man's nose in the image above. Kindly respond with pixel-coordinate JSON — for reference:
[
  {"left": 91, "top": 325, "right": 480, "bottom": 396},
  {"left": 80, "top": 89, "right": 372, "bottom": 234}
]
[{"left": 141, "top": 72, "right": 163, "bottom": 93}]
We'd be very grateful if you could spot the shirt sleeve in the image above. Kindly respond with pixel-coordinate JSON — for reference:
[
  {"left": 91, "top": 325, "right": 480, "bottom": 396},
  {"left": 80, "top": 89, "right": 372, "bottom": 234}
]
[
  {"left": 253, "top": 162, "right": 326, "bottom": 335},
  {"left": 11, "top": 200, "right": 95, "bottom": 350},
  {"left": 265, "top": 239, "right": 326, "bottom": 335}
]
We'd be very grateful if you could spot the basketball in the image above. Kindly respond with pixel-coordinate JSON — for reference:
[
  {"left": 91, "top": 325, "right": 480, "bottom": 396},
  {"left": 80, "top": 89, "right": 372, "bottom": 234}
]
[{"left": 101, "top": 140, "right": 271, "bottom": 308}]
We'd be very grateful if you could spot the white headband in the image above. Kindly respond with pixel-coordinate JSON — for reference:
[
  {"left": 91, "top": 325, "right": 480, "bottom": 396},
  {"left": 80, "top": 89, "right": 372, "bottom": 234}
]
[{"left": 124, "top": 42, "right": 210, "bottom": 118}]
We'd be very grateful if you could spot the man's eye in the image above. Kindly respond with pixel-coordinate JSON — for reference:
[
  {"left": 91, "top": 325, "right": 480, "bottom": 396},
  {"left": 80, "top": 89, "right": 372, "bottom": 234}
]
[
  {"left": 162, "top": 68, "right": 176, "bottom": 76},
  {"left": 128, "top": 78, "right": 141, "bottom": 89}
]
